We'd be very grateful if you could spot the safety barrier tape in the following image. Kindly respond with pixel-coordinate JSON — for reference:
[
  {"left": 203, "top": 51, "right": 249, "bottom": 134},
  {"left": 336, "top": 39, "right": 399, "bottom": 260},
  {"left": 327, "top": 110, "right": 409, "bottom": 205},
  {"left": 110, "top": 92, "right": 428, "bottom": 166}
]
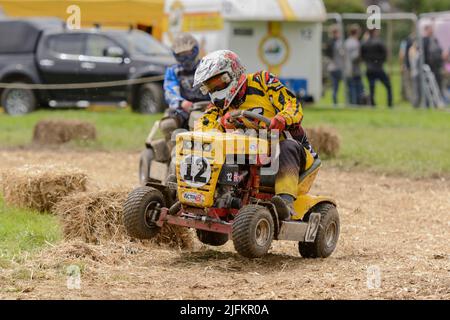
[{"left": 0, "top": 74, "right": 165, "bottom": 90}]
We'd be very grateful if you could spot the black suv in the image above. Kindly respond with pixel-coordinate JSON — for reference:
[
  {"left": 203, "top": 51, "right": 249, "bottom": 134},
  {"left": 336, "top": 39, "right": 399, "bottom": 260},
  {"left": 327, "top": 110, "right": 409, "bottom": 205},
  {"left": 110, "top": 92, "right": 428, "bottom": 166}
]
[{"left": 0, "top": 18, "right": 175, "bottom": 115}]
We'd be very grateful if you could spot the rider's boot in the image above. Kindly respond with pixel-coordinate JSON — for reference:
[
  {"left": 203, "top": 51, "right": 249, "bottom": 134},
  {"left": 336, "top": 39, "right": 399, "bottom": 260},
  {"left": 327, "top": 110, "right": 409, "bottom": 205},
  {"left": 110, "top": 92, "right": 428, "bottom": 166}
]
[{"left": 272, "top": 194, "right": 296, "bottom": 221}]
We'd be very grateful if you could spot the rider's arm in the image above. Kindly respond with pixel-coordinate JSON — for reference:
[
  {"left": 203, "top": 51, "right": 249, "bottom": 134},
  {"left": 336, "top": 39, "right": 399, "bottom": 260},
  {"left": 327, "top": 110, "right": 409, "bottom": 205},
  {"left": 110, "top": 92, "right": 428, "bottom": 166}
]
[
  {"left": 163, "top": 66, "right": 184, "bottom": 110},
  {"left": 260, "top": 71, "right": 304, "bottom": 127},
  {"left": 195, "top": 105, "right": 224, "bottom": 132}
]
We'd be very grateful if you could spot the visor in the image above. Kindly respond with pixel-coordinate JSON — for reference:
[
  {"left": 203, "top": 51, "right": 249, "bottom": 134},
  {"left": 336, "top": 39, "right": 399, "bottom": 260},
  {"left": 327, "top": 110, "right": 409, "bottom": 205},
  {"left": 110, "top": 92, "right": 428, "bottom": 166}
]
[
  {"left": 200, "top": 73, "right": 232, "bottom": 95},
  {"left": 174, "top": 46, "right": 199, "bottom": 64}
]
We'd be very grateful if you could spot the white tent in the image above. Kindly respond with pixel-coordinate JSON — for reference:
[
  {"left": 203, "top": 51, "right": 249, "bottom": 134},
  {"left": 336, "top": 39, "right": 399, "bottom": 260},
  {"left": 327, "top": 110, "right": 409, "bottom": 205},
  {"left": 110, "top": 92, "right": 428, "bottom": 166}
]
[
  {"left": 222, "top": 0, "right": 326, "bottom": 22},
  {"left": 163, "top": 0, "right": 326, "bottom": 102}
]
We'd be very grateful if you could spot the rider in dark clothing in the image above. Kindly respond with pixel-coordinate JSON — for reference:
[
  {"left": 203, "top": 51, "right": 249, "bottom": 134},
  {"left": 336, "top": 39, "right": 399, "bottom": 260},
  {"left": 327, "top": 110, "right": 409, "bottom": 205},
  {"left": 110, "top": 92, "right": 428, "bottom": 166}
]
[
  {"left": 164, "top": 33, "right": 209, "bottom": 129},
  {"left": 361, "top": 29, "right": 393, "bottom": 107}
]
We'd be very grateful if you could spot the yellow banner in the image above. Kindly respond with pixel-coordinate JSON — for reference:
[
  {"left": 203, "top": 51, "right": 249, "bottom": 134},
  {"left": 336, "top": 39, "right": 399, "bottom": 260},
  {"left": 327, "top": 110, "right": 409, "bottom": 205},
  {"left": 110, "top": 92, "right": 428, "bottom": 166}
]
[
  {"left": 163, "top": 12, "right": 223, "bottom": 33},
  {"left": 183, "top": 13, "right": 223, "bottom": 32}
]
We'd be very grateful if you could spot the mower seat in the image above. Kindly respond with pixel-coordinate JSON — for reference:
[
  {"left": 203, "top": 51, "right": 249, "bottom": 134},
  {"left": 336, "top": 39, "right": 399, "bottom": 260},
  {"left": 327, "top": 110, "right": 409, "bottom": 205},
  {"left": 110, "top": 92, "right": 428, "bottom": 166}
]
[
  {"left": 297, "top": 158, "right": 321, "bottom": 195},
  {"left": 299, "top": 158, "right": 321, "bottom": 183}
]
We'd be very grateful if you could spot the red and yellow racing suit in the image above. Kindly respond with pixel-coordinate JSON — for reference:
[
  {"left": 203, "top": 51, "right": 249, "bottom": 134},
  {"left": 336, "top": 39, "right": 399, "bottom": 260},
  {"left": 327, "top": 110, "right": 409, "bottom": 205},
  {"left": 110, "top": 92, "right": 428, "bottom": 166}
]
[{"left": 196, "top": 71, "right": 317, "bottom": 198}]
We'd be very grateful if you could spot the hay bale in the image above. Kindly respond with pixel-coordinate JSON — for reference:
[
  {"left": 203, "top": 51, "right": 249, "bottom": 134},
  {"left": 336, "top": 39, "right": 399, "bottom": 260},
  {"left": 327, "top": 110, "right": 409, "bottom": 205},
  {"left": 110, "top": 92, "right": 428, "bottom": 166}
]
[
  {"left": 54, "top": 190, "right": 193, "bottom": 249},
  {"left": 30, "top": 241, "right": 135, "bottom": 268},
  {"left": 155, "top": 224, "right": 194, "bottom": 250},
  {"left": 306, "top": 127, "right": 341, "bottom": 158},
  {"left": 33, "top": 119, "right": 96, "bottom": 145},
  {"left": 55, "top": 191, "right": 127, "bottom": 244},
  {"left": 1, "top": 165, "right": 87, "bottom": 212}
]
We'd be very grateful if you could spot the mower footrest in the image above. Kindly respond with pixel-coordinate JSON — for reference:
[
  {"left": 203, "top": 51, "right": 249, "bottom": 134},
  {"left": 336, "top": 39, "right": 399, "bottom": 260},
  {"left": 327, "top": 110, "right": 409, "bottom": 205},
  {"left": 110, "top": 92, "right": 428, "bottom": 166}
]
[
  {"left": 278, "top": 221, "right": 308, "bottom": 241},
  {"left": 278, "top": 212, "right": 321, "bottom": 242}
]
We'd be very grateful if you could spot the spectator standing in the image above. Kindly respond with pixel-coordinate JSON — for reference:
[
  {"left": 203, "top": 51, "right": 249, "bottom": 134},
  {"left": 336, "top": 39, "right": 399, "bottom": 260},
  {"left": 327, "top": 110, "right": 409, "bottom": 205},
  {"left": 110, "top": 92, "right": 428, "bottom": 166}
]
[
  {"left": 444, "top": 47, "right": 450, "bottom": 103},
  {"left": 423, "top": 23, "right": 444, "bottom": 102},
  {"left": 344, "top": 24, "right": 364, "bottom": 105},
  {"left": 399, "top": 33, "right": 414, "bottom": 102},
  {"left": 324, "top": 25, "right": 345, "bottom": 106},
  {"left": 361, "top": 28, "right": 393, "bottom": 107},
  {"left": 408, "top": 40, "right": 421, "bottom": 108}
]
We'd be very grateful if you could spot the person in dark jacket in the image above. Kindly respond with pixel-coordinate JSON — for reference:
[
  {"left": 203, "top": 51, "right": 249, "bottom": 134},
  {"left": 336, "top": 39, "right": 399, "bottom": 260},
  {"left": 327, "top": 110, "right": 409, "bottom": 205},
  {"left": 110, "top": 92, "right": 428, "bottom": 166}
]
[
  {"left": 361, "top": 29, "right": 393, "bottom": 107},
  {"left": 399, "top": 33, "right": 415, "bottom": 102},
  {"left": 344, "top": 24, "right": 364, "bottom": 105},
  {"left": 423, "top": 24, "right": 444, "bottom": 96},
  {"left": 325, "top": 25, "right": 345, "bottom": 106}
]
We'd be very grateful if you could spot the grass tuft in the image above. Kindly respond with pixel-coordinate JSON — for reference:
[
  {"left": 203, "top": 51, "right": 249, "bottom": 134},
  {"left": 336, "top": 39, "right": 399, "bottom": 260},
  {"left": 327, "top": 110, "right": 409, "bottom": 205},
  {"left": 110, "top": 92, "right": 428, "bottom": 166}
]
[{"left": 0, "top": 196, "right": 61, "bottom": 259}]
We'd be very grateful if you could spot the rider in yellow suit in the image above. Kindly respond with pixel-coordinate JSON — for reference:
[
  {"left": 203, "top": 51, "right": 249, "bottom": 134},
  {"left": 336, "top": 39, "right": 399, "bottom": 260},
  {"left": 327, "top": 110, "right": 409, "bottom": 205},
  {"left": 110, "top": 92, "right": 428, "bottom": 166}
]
[{"left": 193, "top": 50, "right": 317, "bottom": 220}]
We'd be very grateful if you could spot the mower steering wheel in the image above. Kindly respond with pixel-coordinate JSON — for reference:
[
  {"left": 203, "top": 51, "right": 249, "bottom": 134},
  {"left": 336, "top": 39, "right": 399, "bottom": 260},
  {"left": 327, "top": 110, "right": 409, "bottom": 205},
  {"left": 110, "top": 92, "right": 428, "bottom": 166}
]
[{"left": 230, "top": 110, "right": 271, "bottom": 129}]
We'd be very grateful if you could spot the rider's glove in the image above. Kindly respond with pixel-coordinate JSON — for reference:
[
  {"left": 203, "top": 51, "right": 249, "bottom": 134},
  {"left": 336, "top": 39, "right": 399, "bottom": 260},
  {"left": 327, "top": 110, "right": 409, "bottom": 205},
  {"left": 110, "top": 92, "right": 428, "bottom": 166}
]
[
  {"left": 220, "top": 112, "right": 236, "bottom": 130},
  {"left": 180, "top": 100, "right": 193, "bottom": 113},
  {"left": 269, "top": 115, "right": 286, "bottom": 131}
]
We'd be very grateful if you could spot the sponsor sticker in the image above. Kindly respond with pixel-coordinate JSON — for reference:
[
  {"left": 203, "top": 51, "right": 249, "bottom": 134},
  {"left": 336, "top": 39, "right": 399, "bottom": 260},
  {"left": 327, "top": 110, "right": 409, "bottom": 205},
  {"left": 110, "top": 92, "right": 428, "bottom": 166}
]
[{"left": 182, "top": 192, "right": 205, "bottom": 204}]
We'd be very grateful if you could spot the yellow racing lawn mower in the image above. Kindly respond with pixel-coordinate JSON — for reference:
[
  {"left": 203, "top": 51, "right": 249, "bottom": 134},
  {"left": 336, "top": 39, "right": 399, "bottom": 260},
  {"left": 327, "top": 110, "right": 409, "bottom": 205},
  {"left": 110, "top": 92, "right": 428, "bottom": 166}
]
[{"left": 124, "top": 110, "right": 340, "bottom": 258}]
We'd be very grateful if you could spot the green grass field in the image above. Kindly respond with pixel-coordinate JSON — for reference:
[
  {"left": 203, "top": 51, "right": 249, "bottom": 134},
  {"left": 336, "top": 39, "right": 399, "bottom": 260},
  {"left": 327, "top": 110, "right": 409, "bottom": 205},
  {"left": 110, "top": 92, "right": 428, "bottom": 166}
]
[
  {"left": 0, "top": 197, "right": 61, "bottom": 262},
  {"left": 0, "top": 72, "right": 449, "bottom": 258},
  {"left": 305, "top": 106, "right": 450, "bottom": 177},
  {"left": 1, "top": 103, "right": 449, "bottom": 178},
  {"left": 0, "top": 108, "right": 161, "bottom": 151}
]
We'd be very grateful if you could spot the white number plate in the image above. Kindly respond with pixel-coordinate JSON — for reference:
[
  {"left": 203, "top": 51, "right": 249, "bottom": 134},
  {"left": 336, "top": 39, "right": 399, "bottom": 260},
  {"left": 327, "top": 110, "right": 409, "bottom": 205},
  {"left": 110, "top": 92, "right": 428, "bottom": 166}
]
[
  {"left": 305, "top": 212, "right": 321, "bottom": 242},
  {"left": 179, "top": 155, "right": 212, "bottom": 188}
]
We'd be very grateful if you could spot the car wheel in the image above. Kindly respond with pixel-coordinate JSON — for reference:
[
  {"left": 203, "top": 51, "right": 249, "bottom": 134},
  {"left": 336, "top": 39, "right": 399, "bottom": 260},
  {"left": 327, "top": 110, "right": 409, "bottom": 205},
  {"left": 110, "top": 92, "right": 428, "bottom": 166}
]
[
  {"left": 133, "top": 83, "right": 165, "bottom": 114},
  {"left": 1, "top": 86, "right": 36, "bottom": 115}
]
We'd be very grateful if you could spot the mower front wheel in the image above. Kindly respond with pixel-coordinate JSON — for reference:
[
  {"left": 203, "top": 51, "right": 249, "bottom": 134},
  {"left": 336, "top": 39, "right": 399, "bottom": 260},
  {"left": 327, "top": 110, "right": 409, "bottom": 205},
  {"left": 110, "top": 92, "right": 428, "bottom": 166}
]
[
  {"left": 123, "top": 186, "right": 165, "bottom": 239},
  {"left": 232, "top": 205, "right": 274, "bottom": 258}
]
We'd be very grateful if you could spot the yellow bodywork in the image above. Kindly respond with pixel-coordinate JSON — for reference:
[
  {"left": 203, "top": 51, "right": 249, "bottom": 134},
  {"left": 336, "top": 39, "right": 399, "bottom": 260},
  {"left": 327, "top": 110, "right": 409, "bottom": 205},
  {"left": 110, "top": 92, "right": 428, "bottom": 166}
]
[
  {"left": 176, "top": 131, "right": 335, "bottom": 218},
  {"left": 176, "top": 131, "right": 269, "bottom": 208},
  {"left": 292, "top": 195, "right": 336, "bottom": 220}
]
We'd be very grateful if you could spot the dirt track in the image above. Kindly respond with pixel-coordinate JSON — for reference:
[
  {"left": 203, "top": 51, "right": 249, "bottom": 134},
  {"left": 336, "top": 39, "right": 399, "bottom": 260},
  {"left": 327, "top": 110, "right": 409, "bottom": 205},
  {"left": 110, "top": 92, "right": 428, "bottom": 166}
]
[{"left": 0, "top": 149, "right": 449, "bottom": 300}]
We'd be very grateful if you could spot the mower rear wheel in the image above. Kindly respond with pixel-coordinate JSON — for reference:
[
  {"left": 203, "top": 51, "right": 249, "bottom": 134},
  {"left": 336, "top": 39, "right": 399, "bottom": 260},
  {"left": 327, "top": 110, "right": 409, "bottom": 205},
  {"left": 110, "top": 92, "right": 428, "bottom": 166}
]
[
  {"left": 298, "top": 202, "right": 340, "bottom": 258},
  {"left": 232, "top": 205, "right": 274, "bottom": 258},
  {"left": 196, "top": 230, "right": 229, "bottom": 246},
  {"left": 123, "top": 186, "right": 165, "bottom": 239}
]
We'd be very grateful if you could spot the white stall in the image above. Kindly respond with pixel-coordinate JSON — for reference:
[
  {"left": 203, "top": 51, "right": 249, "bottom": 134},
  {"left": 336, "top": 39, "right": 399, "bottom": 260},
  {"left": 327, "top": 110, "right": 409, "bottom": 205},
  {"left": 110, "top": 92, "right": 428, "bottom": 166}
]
[{"left": 163, "top": 0, "right": 326, "bottom": 102}]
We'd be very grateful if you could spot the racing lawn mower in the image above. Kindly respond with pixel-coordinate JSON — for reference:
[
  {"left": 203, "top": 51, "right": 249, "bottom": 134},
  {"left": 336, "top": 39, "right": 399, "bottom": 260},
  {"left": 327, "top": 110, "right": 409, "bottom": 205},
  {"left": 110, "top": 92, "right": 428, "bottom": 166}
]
[{"left": 124, "top": 110, "right": 339, "bottom": 258}]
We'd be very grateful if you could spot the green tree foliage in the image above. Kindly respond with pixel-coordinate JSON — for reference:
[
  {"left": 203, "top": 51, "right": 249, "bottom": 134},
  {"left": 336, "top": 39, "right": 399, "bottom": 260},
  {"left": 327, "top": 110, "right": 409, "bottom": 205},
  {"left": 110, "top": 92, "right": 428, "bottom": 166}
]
[
  {"left": 323, "top": 0, "right": 365, "bottom": 13},
  {"left": 392, "top": 0, "right": 449, "bottom": 14},
  {"left": 324, "top": 0, "right": 449, "bottom": 14}
]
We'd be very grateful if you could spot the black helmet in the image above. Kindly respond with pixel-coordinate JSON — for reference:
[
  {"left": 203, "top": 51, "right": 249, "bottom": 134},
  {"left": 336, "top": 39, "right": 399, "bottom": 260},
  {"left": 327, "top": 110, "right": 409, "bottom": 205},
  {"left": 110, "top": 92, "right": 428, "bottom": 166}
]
[{"left": 171, "top": 33, "right": 200, "bottom": 71}]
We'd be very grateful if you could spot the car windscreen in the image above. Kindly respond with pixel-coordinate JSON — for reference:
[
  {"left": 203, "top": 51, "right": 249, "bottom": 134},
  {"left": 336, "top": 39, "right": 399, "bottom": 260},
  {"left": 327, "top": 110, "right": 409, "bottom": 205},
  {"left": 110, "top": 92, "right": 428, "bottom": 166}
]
[{"left": 112, "top": 31, "right": 171, "bottom": 57}]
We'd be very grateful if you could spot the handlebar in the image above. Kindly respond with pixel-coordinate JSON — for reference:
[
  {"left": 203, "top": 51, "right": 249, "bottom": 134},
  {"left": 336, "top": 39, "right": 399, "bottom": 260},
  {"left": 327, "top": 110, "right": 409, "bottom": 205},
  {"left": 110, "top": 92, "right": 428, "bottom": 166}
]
[{"left": 229, "top": 110, "right": 271, "bottom": 128}]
